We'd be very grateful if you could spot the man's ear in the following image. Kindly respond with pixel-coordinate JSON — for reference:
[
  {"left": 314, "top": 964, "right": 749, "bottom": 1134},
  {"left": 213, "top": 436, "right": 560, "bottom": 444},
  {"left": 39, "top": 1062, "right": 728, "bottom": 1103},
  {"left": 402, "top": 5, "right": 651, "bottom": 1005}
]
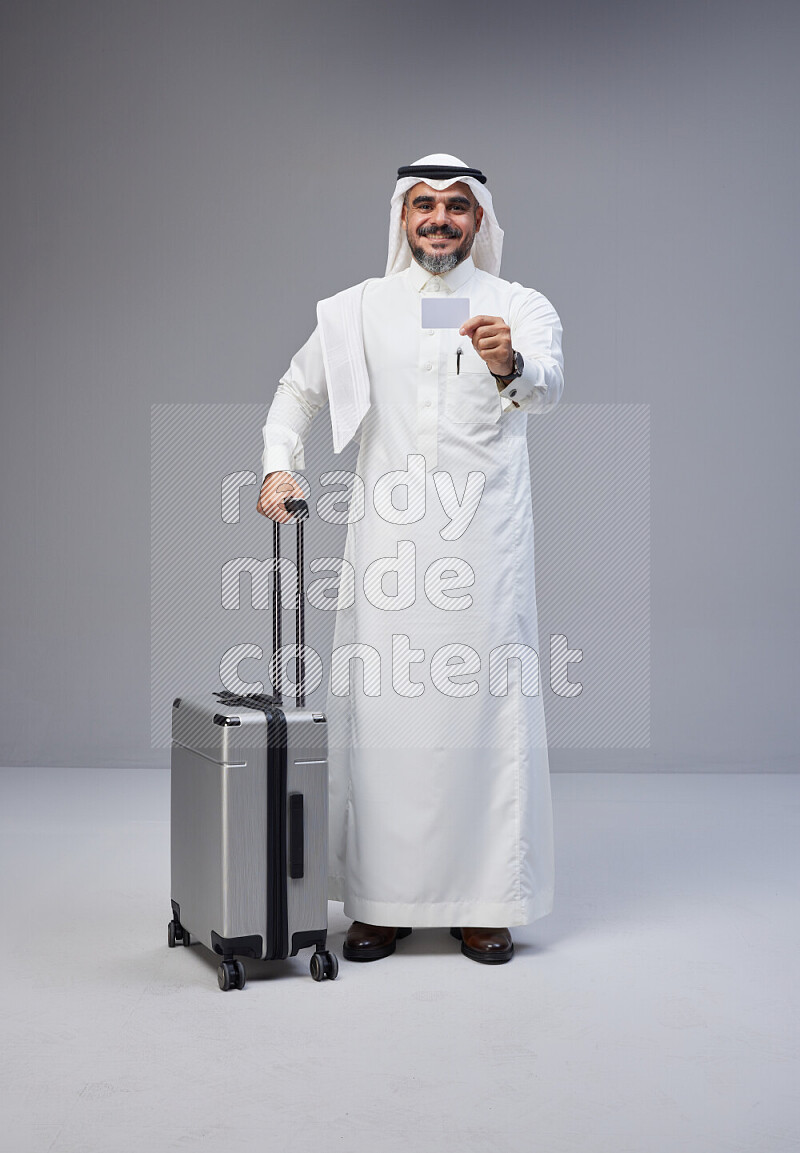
[
  {"left": 475, "top": 204, "right": 484, "bottom": 233},
  {"left": 400, "top": 202, "right": 408, "bottom": 231}
]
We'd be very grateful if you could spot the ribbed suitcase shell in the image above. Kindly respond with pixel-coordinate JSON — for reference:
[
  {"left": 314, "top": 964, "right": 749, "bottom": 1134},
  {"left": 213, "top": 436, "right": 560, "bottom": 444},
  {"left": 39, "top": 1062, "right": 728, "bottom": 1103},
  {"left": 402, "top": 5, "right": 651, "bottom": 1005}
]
[{"left": 170, "top": 693, "right": 328, "bottom": 963}]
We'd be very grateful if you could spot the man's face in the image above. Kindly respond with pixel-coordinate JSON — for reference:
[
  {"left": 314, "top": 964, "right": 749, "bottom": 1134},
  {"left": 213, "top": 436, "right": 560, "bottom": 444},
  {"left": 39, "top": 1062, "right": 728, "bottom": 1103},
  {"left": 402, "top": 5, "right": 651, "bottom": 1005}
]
[{"left": 401, "top": 181, "right": 483, "bottom": 275}]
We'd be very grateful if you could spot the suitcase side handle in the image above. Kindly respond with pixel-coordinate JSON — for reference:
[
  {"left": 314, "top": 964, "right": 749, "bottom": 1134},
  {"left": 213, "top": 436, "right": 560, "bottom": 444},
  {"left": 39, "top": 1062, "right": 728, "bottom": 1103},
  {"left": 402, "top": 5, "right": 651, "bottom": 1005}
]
[{"left": 288, "top": 792, "right": 305, "bottom": 879}]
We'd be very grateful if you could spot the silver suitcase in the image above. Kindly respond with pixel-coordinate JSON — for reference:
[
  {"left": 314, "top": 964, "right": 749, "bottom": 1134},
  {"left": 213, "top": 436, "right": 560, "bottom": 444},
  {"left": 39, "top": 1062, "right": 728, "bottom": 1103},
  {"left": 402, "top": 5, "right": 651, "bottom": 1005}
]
[{"left": 168, "top": 500, "right": 338, "bottom": 989}]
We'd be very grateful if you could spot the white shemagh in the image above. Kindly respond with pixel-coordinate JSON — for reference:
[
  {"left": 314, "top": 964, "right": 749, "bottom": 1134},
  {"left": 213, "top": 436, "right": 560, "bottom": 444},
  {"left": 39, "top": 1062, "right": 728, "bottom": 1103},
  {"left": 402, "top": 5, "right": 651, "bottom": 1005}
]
[{"left": 318, "top": 154, "right": 503, "bottom": 453}]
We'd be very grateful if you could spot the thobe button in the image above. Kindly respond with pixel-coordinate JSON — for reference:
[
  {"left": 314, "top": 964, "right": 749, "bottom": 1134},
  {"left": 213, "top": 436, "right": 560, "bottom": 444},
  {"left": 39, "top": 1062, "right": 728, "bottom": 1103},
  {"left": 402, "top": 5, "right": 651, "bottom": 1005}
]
[
  {"left": 509, "top": 389, "right": 517, "bottom": 397},
  {"left": 425, "top": 400, "right": 432, "bottom": 407},
  {"left": 424, "top": 362, "right": 432, "bottom": 371},
  {"left": 431, "top": 281, "right": 440, "bottom": 292},
  {"left": 427, "top": 329, "right": 435, "bottom": 336}
]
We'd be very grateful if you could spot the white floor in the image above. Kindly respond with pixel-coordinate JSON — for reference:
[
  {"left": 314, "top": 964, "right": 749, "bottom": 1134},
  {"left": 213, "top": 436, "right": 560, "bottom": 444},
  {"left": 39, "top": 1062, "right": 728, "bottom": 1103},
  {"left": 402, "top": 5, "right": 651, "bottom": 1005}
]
[{"left": 1, "top": 769, "right": 798, "bottom": 1153}]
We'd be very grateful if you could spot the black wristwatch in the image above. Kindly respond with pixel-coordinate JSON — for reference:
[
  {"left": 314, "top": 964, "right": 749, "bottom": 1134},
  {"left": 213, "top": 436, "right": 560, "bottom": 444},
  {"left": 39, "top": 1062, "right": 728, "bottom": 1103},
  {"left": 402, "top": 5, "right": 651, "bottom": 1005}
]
[{"left": 491, "top": 349, "right": 524, "bottom": 389}]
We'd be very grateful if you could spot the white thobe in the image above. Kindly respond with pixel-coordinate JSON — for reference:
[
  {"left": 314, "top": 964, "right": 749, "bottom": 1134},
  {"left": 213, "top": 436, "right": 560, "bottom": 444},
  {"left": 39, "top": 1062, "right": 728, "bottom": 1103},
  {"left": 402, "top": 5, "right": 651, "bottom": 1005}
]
[{"left": 262, "top": 255, "right": 564, "bottom": 927}]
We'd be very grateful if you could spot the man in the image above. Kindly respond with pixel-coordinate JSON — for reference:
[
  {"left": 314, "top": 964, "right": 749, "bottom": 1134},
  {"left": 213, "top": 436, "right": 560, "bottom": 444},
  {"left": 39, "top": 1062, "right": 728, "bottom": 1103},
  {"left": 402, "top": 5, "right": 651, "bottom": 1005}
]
[{"left": 257, "top": 154, "right": 563, "bottom": 964}]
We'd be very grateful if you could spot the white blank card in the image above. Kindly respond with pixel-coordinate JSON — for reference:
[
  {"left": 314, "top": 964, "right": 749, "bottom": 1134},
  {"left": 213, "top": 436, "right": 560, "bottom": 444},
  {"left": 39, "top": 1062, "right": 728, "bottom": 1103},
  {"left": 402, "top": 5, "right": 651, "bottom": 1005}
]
[{"left": 421, "top": 297, "right": 470, "bottom": 329}]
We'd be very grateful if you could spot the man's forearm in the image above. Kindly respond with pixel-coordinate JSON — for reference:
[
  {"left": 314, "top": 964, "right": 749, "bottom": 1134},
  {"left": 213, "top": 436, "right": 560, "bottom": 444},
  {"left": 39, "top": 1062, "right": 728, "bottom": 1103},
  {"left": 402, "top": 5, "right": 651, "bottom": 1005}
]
[{"left": 261, "top": 325, "right": 329, "bottom": 480}]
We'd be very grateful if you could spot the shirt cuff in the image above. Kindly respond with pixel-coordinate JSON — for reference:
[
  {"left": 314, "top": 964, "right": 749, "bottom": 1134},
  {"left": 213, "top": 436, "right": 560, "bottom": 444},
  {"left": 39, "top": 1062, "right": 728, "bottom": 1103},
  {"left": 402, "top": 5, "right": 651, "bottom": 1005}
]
[
  {"left": 261, "top": 422, "right": 306, "bottom": 481},
  {"left": 501, "top": 356, "right": 563, "bottom": 413}
]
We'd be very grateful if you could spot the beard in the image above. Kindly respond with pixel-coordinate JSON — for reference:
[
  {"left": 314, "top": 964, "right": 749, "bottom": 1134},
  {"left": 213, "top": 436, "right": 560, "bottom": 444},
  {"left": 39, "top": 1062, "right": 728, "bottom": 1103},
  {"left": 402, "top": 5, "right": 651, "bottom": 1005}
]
[{"left": 408, "top": 223, "right": 475, "bottom": 275}]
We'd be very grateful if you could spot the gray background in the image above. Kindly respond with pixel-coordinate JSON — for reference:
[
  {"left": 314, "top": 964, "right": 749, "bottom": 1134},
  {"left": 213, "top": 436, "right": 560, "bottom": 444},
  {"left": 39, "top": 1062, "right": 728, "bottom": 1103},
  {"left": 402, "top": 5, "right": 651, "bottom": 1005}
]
[{"left": 2, "top": 0, "right": 798, "bottom": 772}]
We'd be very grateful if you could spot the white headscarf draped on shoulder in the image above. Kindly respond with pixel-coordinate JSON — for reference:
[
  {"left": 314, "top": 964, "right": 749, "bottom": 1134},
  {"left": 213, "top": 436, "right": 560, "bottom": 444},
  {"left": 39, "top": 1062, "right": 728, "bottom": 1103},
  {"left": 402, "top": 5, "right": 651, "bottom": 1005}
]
[
  {"left": 319, "top": 154, "right": 503, "bottom": 453},
  {"left": 385, "top": 152, "right": 504, "bottom": 277}
]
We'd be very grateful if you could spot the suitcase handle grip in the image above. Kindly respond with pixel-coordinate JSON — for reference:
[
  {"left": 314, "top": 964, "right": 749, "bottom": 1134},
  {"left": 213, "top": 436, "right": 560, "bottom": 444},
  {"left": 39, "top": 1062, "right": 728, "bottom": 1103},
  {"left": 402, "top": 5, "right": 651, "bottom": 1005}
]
[{"left": 284, "top": 497, "right": 309, "bottom": 520}]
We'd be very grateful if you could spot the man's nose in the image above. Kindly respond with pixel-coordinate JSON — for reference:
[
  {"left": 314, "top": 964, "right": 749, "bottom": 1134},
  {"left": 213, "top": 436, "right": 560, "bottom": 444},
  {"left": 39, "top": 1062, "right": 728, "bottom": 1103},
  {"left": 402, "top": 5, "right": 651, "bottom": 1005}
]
[{"left": 431, "top": 202, "right": 449, "bottom": 224}]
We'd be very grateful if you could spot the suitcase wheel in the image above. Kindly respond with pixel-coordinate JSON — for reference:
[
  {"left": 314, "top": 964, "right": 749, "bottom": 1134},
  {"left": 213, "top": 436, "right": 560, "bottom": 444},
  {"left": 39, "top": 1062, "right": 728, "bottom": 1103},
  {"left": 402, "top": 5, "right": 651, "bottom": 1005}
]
[
  {"left": 310, "top": 950, "right": 338, "bottom": 982},
  {"left": 167, "top": 919, "right": 185, "bottom": 948},
  {"left": 218, "top": 960, "right": 246, "bottom": 992}
]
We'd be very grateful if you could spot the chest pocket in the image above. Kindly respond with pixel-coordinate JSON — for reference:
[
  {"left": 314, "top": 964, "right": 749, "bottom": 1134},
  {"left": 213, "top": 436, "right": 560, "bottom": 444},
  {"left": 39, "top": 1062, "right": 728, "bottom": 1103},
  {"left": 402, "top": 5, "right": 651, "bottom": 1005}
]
[{"left": 445, "top": 345, "right": 502, "bottom": 425}]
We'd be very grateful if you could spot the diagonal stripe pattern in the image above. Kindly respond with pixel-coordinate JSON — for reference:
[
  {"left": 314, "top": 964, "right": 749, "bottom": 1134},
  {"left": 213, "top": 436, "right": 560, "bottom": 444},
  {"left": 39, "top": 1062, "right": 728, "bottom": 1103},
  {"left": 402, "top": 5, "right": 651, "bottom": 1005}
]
[{"left": 152, "top": 402, "right": 649, "bottom": 750}]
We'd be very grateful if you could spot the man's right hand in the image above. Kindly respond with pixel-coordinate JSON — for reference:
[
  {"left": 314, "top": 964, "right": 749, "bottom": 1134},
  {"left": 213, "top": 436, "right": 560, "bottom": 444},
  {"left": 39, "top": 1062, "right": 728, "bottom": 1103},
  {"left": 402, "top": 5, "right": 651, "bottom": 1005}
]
[{"left": 256, "top": 471, "right": 306, "bottom": 523}]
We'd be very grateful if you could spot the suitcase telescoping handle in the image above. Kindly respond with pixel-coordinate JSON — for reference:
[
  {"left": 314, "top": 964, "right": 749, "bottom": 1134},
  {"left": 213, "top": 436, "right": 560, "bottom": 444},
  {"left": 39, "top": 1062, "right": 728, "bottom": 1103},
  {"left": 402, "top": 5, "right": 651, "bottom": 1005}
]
[{"left": 272, "top": 497, "right": 309, "bottom": 709}]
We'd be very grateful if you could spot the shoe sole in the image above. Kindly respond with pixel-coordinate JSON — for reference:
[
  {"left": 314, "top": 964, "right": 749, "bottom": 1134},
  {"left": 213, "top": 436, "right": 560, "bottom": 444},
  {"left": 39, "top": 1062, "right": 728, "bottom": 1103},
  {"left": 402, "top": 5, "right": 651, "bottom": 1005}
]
[
  {"left": 342, "top": 926, "right": 412, "bottom": 962},
  {"left": 449, "top": 926, "right": 514, "bottom": 965}
]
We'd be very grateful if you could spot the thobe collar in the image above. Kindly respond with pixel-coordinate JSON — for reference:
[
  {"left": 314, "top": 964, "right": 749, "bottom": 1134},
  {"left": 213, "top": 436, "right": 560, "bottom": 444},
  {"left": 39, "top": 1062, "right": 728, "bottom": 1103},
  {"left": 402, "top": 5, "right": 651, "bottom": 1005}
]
[{"left": 405, "top": 254, "right": 477, "bottom": 295}]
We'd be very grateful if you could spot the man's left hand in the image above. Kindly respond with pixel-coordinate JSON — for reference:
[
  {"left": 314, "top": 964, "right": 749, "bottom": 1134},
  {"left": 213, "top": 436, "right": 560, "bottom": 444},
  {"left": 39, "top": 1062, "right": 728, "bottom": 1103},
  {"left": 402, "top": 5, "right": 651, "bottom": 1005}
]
[{"left": 460, "top": 315, "right": 514, "bottom": 377}]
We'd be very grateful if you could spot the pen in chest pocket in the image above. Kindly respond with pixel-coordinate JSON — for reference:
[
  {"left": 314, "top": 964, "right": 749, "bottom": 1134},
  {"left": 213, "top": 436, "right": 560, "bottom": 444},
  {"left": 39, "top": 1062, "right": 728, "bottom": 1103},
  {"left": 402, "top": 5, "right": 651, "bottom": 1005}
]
[{"left": 456, "top": 348, "right": 461, "bottom": 375}]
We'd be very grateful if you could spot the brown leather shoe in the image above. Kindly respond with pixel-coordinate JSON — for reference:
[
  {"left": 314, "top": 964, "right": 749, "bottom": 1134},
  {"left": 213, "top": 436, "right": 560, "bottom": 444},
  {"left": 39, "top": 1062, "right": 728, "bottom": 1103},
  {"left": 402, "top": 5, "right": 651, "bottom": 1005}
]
[
  {"left": 342, "top": 922, "right": 413, "bottom": 962},
  {"left": 450, "top": 926, "right": 514, "bottom": 964}
]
